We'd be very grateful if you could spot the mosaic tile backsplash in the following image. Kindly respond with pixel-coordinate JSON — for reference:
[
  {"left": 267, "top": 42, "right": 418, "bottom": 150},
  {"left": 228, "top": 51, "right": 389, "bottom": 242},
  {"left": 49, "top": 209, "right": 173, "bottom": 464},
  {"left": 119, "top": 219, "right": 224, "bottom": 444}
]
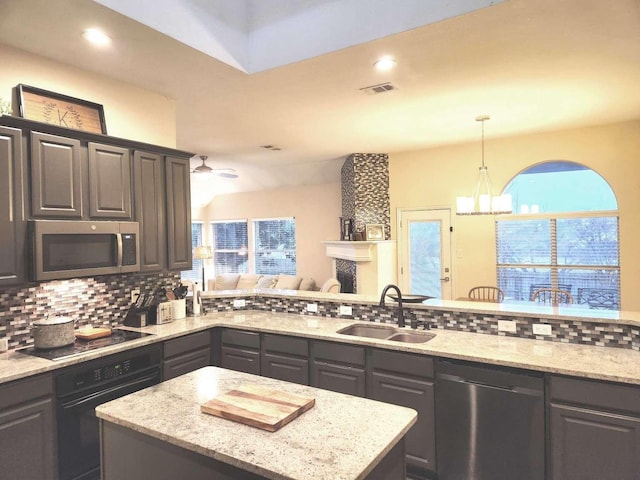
[
  {"left": 201, "top": 295, "right": 640, "bottom": 351},
  {"left": 0, "top": 272, "right": 181, "bottom": 350}
]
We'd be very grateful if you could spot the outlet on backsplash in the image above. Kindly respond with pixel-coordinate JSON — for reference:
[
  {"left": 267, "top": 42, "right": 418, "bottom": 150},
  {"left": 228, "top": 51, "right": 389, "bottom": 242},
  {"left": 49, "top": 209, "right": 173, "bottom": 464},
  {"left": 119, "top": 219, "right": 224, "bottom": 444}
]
[
  {"left": 497, "top": 320, "right": 517, "bottom": 333},
  {"left": 0, "top": 337, "right": 8, "bottom": 352}
]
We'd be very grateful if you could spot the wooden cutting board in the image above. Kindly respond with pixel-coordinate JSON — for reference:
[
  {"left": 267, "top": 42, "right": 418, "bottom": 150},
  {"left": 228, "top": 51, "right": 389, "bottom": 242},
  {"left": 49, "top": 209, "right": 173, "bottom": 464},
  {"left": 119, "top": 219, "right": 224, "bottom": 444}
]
[
  {"left": 201, "top": 384, "right": 315, "bottom": 432},
  {"left": 75, "top": 327, "right": 112, "bottom": 340}
]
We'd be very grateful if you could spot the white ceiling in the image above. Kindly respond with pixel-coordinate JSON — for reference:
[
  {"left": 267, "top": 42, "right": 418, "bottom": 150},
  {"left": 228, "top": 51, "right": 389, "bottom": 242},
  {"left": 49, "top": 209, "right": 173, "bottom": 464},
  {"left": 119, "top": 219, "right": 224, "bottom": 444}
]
[{"left": 1, "top": 0, "right": 639, "bottom": 204}]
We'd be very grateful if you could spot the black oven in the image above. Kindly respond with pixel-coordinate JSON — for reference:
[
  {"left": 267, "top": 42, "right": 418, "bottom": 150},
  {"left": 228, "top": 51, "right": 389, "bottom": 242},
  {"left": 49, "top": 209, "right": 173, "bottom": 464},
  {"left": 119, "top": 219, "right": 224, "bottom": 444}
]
[{"left": 55, "top": 344, "right": 162, "bottom": 480}]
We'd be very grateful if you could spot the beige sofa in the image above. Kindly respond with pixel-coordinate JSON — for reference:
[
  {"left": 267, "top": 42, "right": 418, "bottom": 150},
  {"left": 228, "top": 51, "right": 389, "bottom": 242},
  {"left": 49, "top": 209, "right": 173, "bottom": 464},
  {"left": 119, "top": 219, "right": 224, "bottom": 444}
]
[{"left": 207, "top": 274, "right": 340, "bottom": 293}]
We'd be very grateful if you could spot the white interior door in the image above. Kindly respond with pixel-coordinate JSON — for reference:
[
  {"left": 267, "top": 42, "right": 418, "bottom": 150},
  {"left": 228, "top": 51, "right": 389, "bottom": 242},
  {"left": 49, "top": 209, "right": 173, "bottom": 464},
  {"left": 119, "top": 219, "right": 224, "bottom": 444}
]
[{"left": 397, "top": 208, "right": 452, "bottom": 299}]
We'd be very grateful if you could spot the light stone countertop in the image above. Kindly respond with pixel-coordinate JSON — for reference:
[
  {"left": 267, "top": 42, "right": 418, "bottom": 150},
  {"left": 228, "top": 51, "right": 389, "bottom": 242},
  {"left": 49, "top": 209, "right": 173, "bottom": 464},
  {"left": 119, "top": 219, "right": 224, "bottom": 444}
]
[
  {"left": 2, "top": 309, "right": 640, "bottom": 386},
  {"left": 95, "top": 366, "right": 417, "bottom": 480}
]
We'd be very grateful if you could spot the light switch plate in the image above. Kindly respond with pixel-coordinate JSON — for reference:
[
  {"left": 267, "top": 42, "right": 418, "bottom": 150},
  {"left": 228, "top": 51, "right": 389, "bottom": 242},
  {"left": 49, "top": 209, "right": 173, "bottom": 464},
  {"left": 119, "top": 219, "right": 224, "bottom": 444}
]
[
  {"left": 532, "top": 323, "right": 552, "bottom": 336},
  {"left": 497, "top": 320, "right": 517, "bottom": 333},
  {"left": 0, "top": 337, "right": 8, "bottom": 353},
  {"left": 338, "top": 305, "right": 353, "bottom": 316},
  {"left": 306, "top": 303, "right": 318, "bottom": 313},
  {"left": 233, "top": 299, "right": 246, "bottom": 308}
]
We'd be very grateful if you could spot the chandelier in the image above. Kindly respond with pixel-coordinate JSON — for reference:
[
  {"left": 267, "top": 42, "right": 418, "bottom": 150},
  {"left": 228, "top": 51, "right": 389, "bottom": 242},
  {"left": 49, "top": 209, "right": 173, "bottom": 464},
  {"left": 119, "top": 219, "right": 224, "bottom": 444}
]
[{"left": 456, "top": 115, "right": 512, "bottom": 215}]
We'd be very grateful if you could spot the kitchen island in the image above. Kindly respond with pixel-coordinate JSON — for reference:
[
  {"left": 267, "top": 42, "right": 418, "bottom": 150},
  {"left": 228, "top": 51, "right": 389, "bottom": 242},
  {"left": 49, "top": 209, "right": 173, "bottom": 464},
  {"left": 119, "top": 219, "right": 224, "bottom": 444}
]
[{"left": 95, "top": 366, "right": 417, "bottom": 480}]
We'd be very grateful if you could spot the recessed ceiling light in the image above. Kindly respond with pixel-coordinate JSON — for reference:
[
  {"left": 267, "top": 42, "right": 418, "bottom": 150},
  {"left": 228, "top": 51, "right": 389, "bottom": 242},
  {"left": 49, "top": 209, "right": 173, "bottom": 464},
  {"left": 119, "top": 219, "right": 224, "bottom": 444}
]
[
  {"left": 82, "top": 28, "right": 112, "bottom": 47},
  {"left": 374, "top": 56, "right": 396, "bottom": 72}
]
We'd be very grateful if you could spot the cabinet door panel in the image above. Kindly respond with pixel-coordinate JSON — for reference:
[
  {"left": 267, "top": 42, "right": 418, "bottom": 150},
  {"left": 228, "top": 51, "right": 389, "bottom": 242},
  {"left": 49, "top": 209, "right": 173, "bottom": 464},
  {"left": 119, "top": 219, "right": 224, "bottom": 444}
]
[
  {"left": 550, "top": 403, "right": 640, "bottom": 480},
  {"left": 0, "top": 126, "right": 25, "bottom": 285},
  {"left": 262, "top": 353, "right": 309, "bottom": 385},
  {"left": 220, "top": 346, "right": 260, "bottom": 375},
  {"left": 133, "top": 151, "right": 166, "bottom": 271},
  {"left": 163, "top": 348, "right": 211, "bottom": 381},
  {"left": 311, "top": 361, "right": 365, "bottom": 397},
  {"left": 165, "top": 156, "right": 191, "bottom": 270},
  {"left": 0, "top": 375, "right": 55, "bottom": 480},
  {"left": 370, "top": 371, "right": 435, "bottom": 475},
  {"left": 88, "top": 142, "right": 132, "bottom": 218},
  {"left": 31, "top": 131, "right": 82, "bottom": 217}
]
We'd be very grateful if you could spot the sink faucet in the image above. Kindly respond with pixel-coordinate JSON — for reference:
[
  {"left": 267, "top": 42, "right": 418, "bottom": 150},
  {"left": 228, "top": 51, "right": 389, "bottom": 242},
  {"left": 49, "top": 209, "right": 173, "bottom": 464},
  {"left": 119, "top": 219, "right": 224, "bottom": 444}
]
[{"left": 379, "top": 284, "right": 405, "bottom": 328}]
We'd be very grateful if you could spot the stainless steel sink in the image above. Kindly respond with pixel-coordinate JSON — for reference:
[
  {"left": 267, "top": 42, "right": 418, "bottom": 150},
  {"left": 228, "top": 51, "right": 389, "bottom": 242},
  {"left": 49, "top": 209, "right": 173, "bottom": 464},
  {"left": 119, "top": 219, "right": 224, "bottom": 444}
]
[
  {"left": 386, "top": 332, "right": 435, "bottom": 343},
  {"left": 337, "top": 324, "right": 434, "bottom": 343},
  {"left": 336, "top": 324, "right": 397, "bottom": 339}
]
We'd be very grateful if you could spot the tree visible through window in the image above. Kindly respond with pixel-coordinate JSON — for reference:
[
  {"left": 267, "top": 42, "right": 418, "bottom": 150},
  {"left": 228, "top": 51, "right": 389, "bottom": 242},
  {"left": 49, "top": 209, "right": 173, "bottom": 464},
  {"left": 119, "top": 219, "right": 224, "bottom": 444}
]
[
  {"left": 211, "top": 220, "right": 248, "bottom": 275},
  {"left": 253, "top": 218, "right": 296, "bottom": 275},
  {"left": 496, "top": 161, "right": 620, "bottom": 309}
]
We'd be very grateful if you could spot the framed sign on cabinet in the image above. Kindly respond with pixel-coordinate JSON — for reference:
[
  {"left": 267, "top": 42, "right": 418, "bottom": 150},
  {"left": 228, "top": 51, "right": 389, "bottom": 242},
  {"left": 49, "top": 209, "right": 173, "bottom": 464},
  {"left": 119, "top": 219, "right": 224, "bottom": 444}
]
[{"left": 16, "top": 84, "right": 107, "bottom": 134}]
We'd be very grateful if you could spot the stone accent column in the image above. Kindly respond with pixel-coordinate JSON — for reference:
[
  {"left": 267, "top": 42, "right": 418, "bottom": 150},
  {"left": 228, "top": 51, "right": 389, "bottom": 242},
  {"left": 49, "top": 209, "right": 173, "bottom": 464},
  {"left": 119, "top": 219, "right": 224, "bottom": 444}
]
[{"left": 338, "top": 153, "right": 390, "bottom": 293}]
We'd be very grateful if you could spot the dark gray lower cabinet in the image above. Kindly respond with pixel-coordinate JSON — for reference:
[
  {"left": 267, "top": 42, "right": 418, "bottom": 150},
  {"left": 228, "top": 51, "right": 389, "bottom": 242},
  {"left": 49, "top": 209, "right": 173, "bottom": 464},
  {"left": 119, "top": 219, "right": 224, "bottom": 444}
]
[
  {"left": 220, "top": 329, "right": 261, "bottom": 375},
  {"left": 310, "top": 340, "right": 366, "bottom": 397},
  {"left": 0, "top": 373, "right": 56, "bottom": 480},
  {"left": 163, "top": 331, "right": 212, "bottom": 380},
  {"left": 261, "top": 334, "right": 309, "bottom": 385},
  {"left": 101, "top": 420, "right": 405, "bottom": 480},
  {"left": 549, "top": 375, "right": 640, "bottom": 480},
  {"left": 368, "top": 349, "right": 436, "bottom": 479}
]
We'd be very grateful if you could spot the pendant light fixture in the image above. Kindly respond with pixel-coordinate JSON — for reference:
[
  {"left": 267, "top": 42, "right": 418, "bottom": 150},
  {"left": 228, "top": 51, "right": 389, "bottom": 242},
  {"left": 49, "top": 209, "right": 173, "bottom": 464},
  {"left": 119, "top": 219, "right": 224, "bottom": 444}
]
[{"left": 456, "top": 115, "right": 512, "bottom": 215}]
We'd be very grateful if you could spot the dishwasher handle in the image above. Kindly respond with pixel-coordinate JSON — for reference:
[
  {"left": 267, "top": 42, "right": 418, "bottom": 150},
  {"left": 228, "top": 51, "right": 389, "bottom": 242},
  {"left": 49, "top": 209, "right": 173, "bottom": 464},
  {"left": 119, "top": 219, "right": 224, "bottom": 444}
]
[{"left": 438, "top": 372, "right": 544, "bottom": 397}]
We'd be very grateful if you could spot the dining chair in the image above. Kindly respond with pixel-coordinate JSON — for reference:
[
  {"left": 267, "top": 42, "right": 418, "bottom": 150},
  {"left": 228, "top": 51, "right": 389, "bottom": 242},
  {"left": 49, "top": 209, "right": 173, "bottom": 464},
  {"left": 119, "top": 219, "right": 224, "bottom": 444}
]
[
  {"left": 576, "top": 287, "right": 619, "bottom": 310},
  {"left": 468, "top": 286, "right": 505, "bottom": 303},
  {"left": 531, "top": 288, "right": 574, "bottom": 305}
]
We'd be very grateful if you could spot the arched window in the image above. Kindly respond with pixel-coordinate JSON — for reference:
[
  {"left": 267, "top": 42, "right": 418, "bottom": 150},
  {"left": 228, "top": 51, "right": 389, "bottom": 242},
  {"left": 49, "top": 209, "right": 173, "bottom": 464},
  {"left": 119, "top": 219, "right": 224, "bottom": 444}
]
[{"left": 496, "top": 161, "right": 620, "bottom": 309}]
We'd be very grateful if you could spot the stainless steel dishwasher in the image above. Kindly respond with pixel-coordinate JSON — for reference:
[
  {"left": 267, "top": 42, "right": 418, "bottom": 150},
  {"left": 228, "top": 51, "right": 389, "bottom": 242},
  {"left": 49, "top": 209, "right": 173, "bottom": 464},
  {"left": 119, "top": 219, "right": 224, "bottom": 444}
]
[{"left": 435, "top": 359, "right": 545, "bottom": 480}]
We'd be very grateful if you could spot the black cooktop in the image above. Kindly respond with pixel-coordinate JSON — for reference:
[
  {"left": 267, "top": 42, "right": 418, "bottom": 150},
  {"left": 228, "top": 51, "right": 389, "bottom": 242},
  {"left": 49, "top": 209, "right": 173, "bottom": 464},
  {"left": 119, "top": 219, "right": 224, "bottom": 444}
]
[{"left": 19, "top": 329, "right": 153, "bottom": 361}]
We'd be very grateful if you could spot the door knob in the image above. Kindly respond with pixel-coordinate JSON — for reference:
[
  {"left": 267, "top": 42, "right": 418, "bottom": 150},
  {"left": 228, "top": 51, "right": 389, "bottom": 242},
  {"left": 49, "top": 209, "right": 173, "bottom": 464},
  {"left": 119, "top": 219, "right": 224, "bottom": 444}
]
[{"left": 440, "top": 276, "right": 450, "bottom": 282}]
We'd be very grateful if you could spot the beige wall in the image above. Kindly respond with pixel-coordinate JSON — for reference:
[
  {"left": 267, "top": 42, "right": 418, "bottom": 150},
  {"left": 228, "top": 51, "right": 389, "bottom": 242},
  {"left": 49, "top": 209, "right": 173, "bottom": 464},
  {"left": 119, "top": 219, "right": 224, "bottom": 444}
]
[
  {"left": 389, "top": 119, "right": 640, "bottom": 310},
  {"left": 204, "top": 182, "right": 342, "bottom": 285},
  {"left": 0, "top": 44, "right": 176, "bottom": 147}
]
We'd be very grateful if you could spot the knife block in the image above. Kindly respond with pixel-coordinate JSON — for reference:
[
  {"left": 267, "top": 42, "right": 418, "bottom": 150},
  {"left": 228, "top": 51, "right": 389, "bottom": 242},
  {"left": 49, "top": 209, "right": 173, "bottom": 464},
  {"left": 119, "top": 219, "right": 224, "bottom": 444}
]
[{"left": 123, "top": 303, "right": 153, "bottom": 327}]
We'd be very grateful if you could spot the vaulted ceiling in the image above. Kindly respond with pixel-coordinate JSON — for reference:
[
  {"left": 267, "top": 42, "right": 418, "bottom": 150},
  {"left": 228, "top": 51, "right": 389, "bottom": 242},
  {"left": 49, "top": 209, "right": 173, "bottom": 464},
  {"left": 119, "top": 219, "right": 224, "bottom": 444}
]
[{"left": 1, "top": 0, "right": 639, "bottom": 201}]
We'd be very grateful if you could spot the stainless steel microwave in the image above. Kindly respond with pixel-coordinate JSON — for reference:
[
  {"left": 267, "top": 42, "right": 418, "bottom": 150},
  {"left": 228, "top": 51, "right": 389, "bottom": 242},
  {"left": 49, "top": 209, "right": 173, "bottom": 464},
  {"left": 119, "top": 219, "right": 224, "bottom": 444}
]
[{"left": 30, "top": 220, "right": 140, "bottom": 281}]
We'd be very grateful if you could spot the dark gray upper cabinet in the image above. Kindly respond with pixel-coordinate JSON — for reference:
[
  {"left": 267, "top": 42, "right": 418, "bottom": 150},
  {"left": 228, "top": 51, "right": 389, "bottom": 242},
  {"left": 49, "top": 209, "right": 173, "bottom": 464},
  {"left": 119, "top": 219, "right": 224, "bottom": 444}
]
[
  {"left": 0, "top": 126, "right": 26, "bottom": 286},
  {"left": 548, "top": 375, "right": 640, "bottom": 480},
  {"left": 0, "top": 373, "right": 56, "bottom": 480},
  {"left": 133, "top": 151, "right": 166, "bottom": 272},
  {"left": 0, "top": 115, "right": 194, "bottom": 276},
  {"left": 30, "top": 131, "right": 82, "bottom": 218},
  {"left": 261, "top": 334, "right": 309, "bottom": 385},
  {"left": 165, "top": 156, "right": 192, "bottom": 271},
  {"left": 88, "top": 142, "right": 132, "bottom": 219},
  {"left": 368, "top": 349, "right": 436, "bottom": 478}
]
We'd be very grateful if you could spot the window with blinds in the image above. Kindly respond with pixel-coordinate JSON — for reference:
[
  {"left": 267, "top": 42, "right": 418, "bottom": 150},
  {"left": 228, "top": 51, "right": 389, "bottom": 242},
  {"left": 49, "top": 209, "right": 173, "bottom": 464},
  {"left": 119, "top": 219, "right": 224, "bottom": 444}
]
[
  {"left": 253, "top": 218, "right": 296, "bottom": 275},
  {"left": 211, "top": 220, "right": 248, "bottom": 275},
  {"left": 496, "top": 215, "right": 620, "bottom": 307},
  {"left": 181, "top": 222, "right": 203, "bottom": 283},
  {"left": 497, "top": 161, "right": 621, "bottom": 309}
]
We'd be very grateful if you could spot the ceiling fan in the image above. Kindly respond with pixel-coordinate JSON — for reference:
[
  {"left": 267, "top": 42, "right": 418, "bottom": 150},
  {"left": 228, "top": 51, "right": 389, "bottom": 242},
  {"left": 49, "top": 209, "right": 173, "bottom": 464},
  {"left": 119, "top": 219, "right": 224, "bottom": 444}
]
[{"left": 191, "top": 155, "right": 238, "bottom": 178}]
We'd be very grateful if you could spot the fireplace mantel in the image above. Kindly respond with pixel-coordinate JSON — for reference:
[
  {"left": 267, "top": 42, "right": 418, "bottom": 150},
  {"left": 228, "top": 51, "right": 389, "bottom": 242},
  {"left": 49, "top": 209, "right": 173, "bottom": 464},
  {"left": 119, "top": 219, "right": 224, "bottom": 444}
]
[
  {"left": 323, "top": 240, "right": 396, "bottom": 295},
  {"left": 322, "top": 240, "right": 393, "bottom": 262}
]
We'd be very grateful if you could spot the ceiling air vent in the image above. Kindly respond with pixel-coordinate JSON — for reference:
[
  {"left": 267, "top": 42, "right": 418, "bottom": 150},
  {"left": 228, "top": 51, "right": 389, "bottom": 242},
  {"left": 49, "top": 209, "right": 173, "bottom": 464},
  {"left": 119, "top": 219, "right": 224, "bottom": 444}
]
[{"left": 359, "top": 82, "right": 398, "bottom": 95}]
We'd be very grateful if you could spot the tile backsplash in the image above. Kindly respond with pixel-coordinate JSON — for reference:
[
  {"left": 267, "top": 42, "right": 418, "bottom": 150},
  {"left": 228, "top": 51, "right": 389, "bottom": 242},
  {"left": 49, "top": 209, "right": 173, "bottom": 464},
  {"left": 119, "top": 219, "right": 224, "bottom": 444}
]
[
  {"left": 202, "top": 295, "right": 640, "bottom": 351},
  {"left": 0, "top": 272, "right": 180, "bottom": 350}
]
